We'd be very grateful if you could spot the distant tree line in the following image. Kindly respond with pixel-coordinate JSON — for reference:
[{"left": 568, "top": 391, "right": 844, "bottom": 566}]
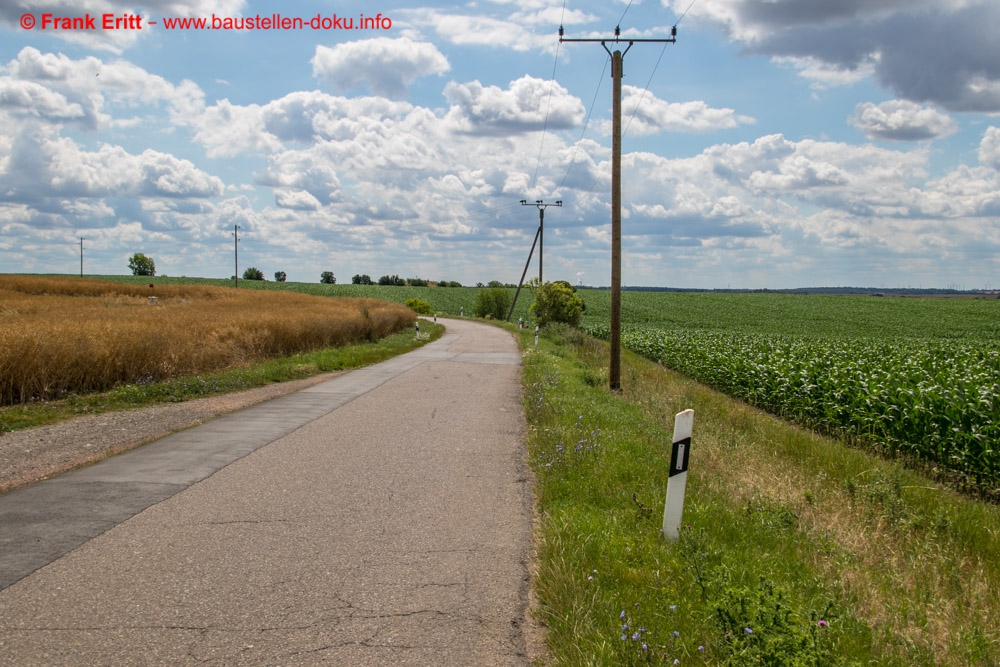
[{"left": 350, "top": 274, "right": 465, "bottom": 287}]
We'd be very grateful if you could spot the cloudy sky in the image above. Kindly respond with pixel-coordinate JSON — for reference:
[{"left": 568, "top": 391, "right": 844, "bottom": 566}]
[{"left": 2, "top": 0, "right": 1000, "bottom": 289}]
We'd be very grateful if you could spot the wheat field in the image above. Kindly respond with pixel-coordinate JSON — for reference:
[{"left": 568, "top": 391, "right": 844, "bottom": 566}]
[{"left": 0, "top": 275, "right": 416, "bottom": 405}]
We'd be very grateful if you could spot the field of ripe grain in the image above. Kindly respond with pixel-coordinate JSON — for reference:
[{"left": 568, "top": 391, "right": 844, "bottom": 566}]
[{"left": 0, "top": 275, "right": 415, "bottom": 406}]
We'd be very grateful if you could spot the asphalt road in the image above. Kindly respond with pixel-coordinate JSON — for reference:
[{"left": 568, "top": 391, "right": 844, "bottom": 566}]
[{"left": 0, "top": 319, "right": 536, "bottom": 665}]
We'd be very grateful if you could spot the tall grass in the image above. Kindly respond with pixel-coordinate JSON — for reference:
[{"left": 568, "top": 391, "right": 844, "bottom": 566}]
[
  {"left": 0, "top": 275, "right": 415, "bottom": 405},
  {"left": 522, "top": 324, "right": 1000, "bottom": 665}
]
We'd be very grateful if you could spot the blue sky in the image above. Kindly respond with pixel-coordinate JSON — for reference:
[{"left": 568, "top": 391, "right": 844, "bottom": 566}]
[{"left": 2, "top": 0, "right": 1000, "bottom": 289}]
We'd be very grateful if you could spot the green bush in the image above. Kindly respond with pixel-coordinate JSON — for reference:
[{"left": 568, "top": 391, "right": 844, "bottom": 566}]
[
  {"left": 474, "top": 287, "right": 511, "bottom": 320},
  {"left": 320, "top": 271, "right": 336, "bottom": 284},
  {"left": 242, "top": 267, "right": 265, "bottom": 281},
  {"left": 405, "top": 298, "right": 433, "bottom": 315},
  {"left": 530, "top": 280, "right": 584, "bottom": 326}
]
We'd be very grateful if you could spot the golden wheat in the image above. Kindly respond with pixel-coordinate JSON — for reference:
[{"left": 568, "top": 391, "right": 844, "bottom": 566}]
[{"left": 0, "top": 276, "right": 415, "bottom": 405}]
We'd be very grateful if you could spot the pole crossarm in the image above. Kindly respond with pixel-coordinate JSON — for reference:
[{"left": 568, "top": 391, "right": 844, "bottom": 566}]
[{"left": 559, "top": 38, "right": 677, "bottom": 43}]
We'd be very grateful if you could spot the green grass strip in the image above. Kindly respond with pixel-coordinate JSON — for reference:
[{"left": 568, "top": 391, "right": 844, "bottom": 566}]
[{"left": 519, "top": 324, "right": 1000, "bottom": 666}]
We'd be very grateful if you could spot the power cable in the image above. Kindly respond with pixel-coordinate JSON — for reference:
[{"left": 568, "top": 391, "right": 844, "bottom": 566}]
[
  {"left": 528, "top": 0, "right": 568, "bottom": 192},
  {"left": 617, "top": 0, "right": 634, "bottom": 27},
  {"left": 558, "top": 54, "right": 609, "bottom": 190},
  {"left": 622, "top": 40, "right": 670, "bottom": 140}
]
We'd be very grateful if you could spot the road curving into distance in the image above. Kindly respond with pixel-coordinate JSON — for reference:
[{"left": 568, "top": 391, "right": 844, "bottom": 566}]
[{"left": 0, "top": 318, "right": 538, "bottom": 665}]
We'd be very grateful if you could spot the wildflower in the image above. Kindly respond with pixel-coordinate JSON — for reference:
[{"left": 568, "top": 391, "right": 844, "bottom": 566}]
[
  {"left": 698, "top": 646, "right": 705, "bottom": 652},
  {"left": 674, "top": 660, "right": 680, "bottom": 665},
  {"left": 669, "top": 605, "right": 676, "bottom": 611},
  {"left": 632, "top": 632, "right": 641, "bottom": 641},
  {"left": 818, "top": 620, "right": 828, "bottom": 628},
  {"left": 744, "top": 627, "right": 753, "bottom": 634},
  {"left": 673, "top": 631, "right": 680, "bottom": 638},
  {"left": 620, "top": 611, "right": 626, "bottom": 619},
  {"left": 641, "top": 643, "right": 648, "bottom": 651}
]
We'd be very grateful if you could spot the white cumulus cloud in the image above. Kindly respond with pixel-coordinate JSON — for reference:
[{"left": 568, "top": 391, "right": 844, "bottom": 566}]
[
  {"left": 444, "top": 75, "right": 584, "bottom": 135},
  {"left": 849, "top": 100, "right": 957, "bottom": 141},
  {"left": 311, "top": 37, "right": 450, "bottom": 97},
  {"left": 599, "top": 86, "right": 755, "bottom": 136}
]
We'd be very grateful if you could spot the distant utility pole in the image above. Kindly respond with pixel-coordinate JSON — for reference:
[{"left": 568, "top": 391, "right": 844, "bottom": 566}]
[
  {"left": 507, "top": 199, "right": 562, "bottom": 322},
  {"left": 560, "top": 24, "right": 677, "bottom": 391},
  {"left": 232, "top": 225, "right": 241, "bottom": 288},
  {"left": 523, "top": 199, "right": 561, "bottom": 284},
  {"left": 79, "top": 237, "right": 85, "bottom": 277}
]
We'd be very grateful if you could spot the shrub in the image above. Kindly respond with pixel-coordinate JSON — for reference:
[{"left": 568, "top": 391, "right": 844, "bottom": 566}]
[
  {"left": 128, "top": 253, "right": 155, "bottom": 276},
  {"left": 407, "top": 277, "right": 428, "bottom": 287},
  {"left": 274, "top": 271, "right": 287, "bottom": 282},
  {"left": 475, "top": 287, "right": 511, "bottom": 320},
  {"left": 530, "top": 280, "right": 584, "bottom": 327},
  {"left": 320, "top": 271, "right": 336, "bottom": 284},
  {"left": 405, "top": 298, "right": 433, "bottom": 315},
  {"left": 243, "top": 267, "right": 265, "bottom": 281}
]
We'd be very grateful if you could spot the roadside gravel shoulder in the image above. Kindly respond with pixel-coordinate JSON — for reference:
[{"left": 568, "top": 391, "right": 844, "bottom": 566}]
[{"left": 0, "top": 373, "right": 341, "bottom": 494}]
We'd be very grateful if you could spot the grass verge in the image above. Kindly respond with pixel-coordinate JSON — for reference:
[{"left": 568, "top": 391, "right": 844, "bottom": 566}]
[
  {"left": 521, "top": 324, "right": 1000, "bottom": 666},
  {"left": 0, "top": 322, "right": 445, "bottom": 434}
]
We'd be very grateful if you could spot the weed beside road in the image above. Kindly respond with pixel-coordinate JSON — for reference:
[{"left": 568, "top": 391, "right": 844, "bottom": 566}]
[{"left": 521, "top": 324, "right": 1000, "bottom": 665}]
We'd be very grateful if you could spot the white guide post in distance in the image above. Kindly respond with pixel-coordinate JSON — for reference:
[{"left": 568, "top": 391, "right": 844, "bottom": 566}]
[{"left": 662, "top": 409, "right": 694, "bottom": 541}]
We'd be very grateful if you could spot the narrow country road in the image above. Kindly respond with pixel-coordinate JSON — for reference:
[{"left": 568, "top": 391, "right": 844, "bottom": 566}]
[{"left": 0, "top": 318, "right": 538, "bottom": 665}]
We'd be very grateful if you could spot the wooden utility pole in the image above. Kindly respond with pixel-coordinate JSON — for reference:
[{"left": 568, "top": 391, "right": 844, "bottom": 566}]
[
  {"left": 560, "top": 26, "right": 677, "bottom": 391},
  {"left": 232, "top": 225, "right": 241, "bottom": 288},
  {"left": 79, "top": 237, "right": 85, "bottom": 277},
  {"left": 507, "top": 199, "right": 562, "bottom": 322},
  {"left": 524, "top": 199, "right": 561, "bottom": 284},
  {"left": 610, "top": 50, "right": 623, "bottom": 390}
]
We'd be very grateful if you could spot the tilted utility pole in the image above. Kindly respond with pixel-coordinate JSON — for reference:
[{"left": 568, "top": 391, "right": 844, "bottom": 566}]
[
  {"left": 79, "top": 237, "right": 85, "bottom": 277},
  {"left": 232, "top": 225, "right": 241, "bottom": 288},
  {"left": 560, "top": 24, "right": 677, "bottom": 391},
  {"left": 507, "top": 199, "right": 562, "bottom": 322}
]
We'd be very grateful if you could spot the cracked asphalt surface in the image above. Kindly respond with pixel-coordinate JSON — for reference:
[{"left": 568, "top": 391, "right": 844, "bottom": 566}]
[{"left": 0, "top": 319, "right": 537, "bottom": 665}]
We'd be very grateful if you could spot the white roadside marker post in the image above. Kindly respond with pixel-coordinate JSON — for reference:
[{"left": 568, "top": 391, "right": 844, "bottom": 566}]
[
  {"left": 662, "top": 409, "right": 694, "bottom": 541},
  {"left": 534, "top": 325, "right": 539, "bottom": 348}
]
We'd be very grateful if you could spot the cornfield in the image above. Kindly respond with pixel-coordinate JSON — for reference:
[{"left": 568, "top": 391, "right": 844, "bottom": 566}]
[
  {"left": 0, "top": 275, "right": 415, "bottom": 405},
  {"left": 585, "top": 324, "right": 1000, "bottom": 495}
]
